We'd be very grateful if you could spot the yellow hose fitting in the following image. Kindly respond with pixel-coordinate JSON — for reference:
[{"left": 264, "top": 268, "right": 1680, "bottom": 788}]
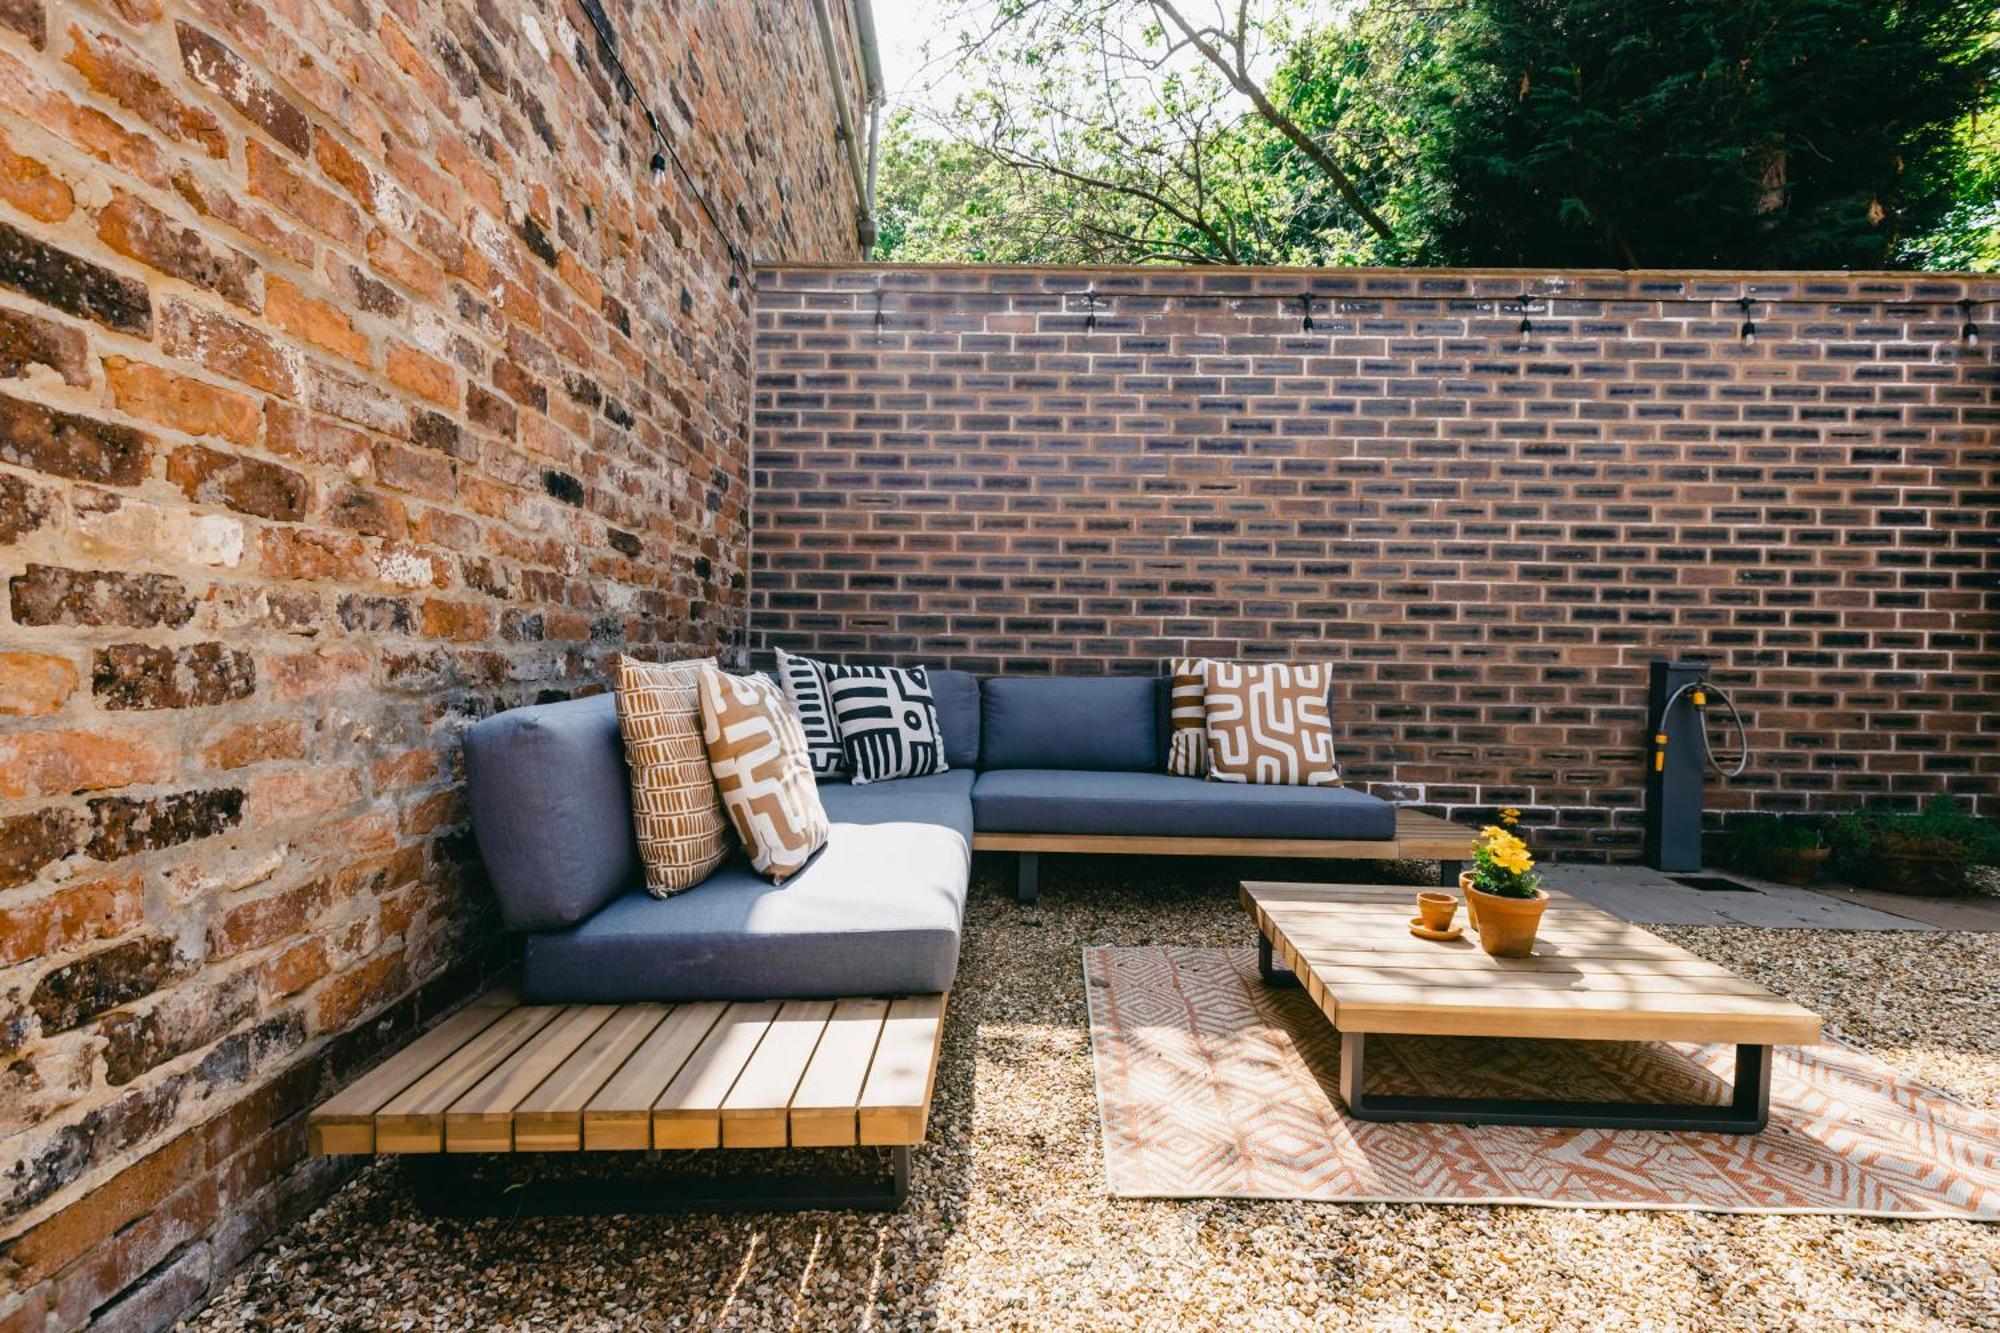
[{"left": 1692, "top": 687, "right": 1706, "bottom": 707}]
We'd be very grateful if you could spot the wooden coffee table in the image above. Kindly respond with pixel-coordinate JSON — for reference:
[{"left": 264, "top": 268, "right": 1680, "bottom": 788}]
[{"left": 1241, "top": 881, "right": 1822, "bottom": 1133}]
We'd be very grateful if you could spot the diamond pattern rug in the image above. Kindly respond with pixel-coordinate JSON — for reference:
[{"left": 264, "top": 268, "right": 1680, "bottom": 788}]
[{"left": 1084, "top": 946, "right": 2000, "bottom": 1216}]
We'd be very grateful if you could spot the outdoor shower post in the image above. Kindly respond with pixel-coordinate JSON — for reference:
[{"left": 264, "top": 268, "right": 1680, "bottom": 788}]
[{"left": 1643, "top": 659, "right": 1709, "bottom": 872}]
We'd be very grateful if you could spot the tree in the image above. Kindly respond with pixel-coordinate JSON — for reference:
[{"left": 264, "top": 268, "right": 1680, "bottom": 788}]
[{"left": 1398, "top": 0, "right": 1997, "bottom": 268}]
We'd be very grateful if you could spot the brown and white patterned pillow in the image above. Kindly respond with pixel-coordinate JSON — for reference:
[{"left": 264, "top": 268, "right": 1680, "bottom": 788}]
[
  {"left": 1165, "top": 657, "right": 1211, "bottom": 777},
  {"left": 614, "top": 654, "right": 732, "bottom": 896},
  {"left": 1200, "top": 661, "right": 1342, "bottom": 787},
  {"left": 696, "top": 667, "right": 829, "bottom": 883}
]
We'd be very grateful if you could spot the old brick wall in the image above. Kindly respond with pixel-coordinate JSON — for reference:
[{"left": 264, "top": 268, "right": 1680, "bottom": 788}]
[
  {"left": 0, "top": 0, "right": 862, "bottom": 1325},
  {"left": 751, "top": 265, "right": 2000, "bottom": 855}
]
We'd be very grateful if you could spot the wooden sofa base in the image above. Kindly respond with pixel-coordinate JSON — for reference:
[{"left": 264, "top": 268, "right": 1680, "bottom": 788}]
[
  {"left": 309, "top": 988, "right": 945, "bottom": 1214},
  {"left": 974, "top": 809, "right": 1474, "bottom": 904}
]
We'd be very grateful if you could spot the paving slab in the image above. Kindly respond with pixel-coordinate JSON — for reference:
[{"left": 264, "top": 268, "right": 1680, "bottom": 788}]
[{"left": 1537, "top": 863, "right": 1935, "bottom": 931}]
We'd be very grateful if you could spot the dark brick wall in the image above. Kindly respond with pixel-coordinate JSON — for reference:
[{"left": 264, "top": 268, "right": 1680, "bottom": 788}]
[{"left": 750, "top": 265, "right": 2000, "bottom": 857}]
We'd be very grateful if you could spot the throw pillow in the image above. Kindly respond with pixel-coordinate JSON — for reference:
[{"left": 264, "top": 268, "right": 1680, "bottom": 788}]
[
  {"left": 1165, "top": 657, "right": 1211, "bottom": 777},
  {"left": 696, "top": 667, "right": 830, "bottom": 882},
  {"left": 821, "top": 663, "right": 948, "bottom": 784},
  {"left": 613, "top": 654, "right": 732, "bottom": 896},
  {"left": 1200, "top": 661, "right": 1343, "bottom": 787},
  {"left": 775, "top": 647, "right": 846, "bottom": 778}
]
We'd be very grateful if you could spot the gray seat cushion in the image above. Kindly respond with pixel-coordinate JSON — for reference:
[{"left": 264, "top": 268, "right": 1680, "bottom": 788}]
[
  {"left": 521, "top": 818, "right": 969, "bottom": 1002},
  {"left": 817, "top": 768, "right": 975, "bottom": 844},
  {"left": 971, "top": 769, "right": 1397, "bottom": 841},
  {"left": 927, "top": 669, "right": 980, "bottom": 769},
  {"left": 463, "top": 693, "right": 638, "bottom": 932},
  {"left": 980, "top": 676, "right": 1161, "bottom": 771}
]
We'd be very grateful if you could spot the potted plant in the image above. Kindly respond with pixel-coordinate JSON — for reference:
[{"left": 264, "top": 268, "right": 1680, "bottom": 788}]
[
  {"left": 1724, "top": 815, "right": 1829, "bottom": 886},
  {"left": 1460, "top": 823, "right": 1547, "bottom": 958},
  {"left": 1827, "top": 797, "right": 2000, "bottom": 897}
]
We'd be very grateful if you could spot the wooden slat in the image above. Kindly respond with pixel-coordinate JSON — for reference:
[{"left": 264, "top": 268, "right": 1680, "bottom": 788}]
[
  {"left": 584, "top": 1001, "right": 727, "bottom": 1150},
  {"left": 720, "top": 1000, "right": 834, "bottom": 1148},
  {"left": 790, "top": 998, "right": 890, "bottom": 1147},
  {"left": 309, "top": 1003, "right": 509, "bottom": 1155},
  {"left": 652, "top": 1002, "right": 779, "bottom": 1149},
  {"left": 515, "top": 1005, "right": 671, "bottom": 1151},
  {"left": 444, "top": 1005, "right": 617, "bottom": 1153},
  {"left": 858, "top": 995, "right": 946, "bottom": 1146},
  {"left": 373, "top": 1006, "right": 565, "bottom": 1153},
  {"left": 972, "top": 810, "right": 1474, "bottom": 862}
]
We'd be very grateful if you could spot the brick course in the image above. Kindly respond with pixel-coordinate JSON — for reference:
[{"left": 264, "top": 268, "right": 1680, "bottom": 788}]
[
  {"left": 0, "top": 0, "right": 861, "bottom": 1327},
  {"left": 751, "top": 265, "right": 2000, "bottom": 853}
]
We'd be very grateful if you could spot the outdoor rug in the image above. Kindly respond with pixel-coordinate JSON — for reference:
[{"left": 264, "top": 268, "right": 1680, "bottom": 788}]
[{"left": 1083, "top": 946, "right": 2000, "bottom": 1217}]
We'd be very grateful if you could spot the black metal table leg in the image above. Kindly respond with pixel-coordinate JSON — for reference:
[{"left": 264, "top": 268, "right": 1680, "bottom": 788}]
[
  {"left": 1338, "top": 1033, "right": 1775, "bottom": 1134},
  {"left": 1257, "top": 933, "right": 1299, "bottom": 988},
  {"left": 1437, "top": 859, "right": 1463, "bottom": 888},
  {"left": 404, "top": 1145, "right": 914, "bottom": 1217}
]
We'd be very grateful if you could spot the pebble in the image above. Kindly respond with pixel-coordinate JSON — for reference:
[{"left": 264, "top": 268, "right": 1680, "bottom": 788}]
[{"left": 183, "top": 858, "right": 2000, "bottom": 1331}]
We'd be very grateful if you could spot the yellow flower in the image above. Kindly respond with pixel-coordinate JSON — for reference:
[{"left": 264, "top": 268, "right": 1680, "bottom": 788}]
[
  {"left": 1494, "top": 847, "right": 1534, "bottom": 874},
  {"left": 1499, "top": 807, "right": 1522, "bottom": 825}
]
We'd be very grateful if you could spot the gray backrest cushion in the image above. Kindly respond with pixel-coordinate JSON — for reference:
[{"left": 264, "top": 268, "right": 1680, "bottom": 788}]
[
  {"left": 463, "top": 692, "right": 638, "bottom": 932},
  {"left": 927, "top": 668, "right": 981, "bottom": 769},
  {"left": 979, "top": 676, "right": 1163, "bottom": 771}
]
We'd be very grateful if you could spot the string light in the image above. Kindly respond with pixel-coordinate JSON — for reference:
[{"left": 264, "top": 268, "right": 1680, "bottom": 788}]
[
  {"left": 1081, "top": 285, "right": 1100, "bottom": 333},
  {"left": 1961, "top": 299, "right": 1981, "bottom": 347},
  {"left": 1516, "top": 292, "right": 1534, "bottom": 337},
  {"left": 1299, "top": 292, "right": 1316, "bottom": 332},
  {"left": 1738, "top": 295, "right": 1756, "bottom": 345}
]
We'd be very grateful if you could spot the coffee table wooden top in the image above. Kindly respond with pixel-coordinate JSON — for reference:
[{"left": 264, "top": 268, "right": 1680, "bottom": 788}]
[{"left": 1242, "top": 881, "right": 1822, "bottom": 1047}]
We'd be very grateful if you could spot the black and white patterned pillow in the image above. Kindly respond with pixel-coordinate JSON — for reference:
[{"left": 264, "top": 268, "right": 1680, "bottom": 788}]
[
  {"left": 775, "top": 648, "right": 845, "bottom": 778},
  {"left": 822, "top": 664, "right": 947, "bottom": 785}
]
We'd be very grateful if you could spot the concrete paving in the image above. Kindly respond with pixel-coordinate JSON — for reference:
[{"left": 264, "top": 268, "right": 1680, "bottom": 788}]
[{"left": 1538, "top": 862, "right": 1939, "bottom": 931}]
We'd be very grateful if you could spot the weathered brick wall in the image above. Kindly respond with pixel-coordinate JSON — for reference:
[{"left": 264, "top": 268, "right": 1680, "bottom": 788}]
[
  {"left": 751, "top": 265, "right": 2000, "bottom": 854},
  {"left": 0, "top": 0, "right": 861, "bottom": 1325}
]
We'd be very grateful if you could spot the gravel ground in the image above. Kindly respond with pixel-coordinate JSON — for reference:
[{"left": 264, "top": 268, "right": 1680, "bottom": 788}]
[{"left": 184, "top": 857, "right": 2000, "bottom": 1332}]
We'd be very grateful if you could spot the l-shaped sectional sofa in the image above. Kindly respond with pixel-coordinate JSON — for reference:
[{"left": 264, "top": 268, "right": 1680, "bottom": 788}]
[{"left": 464, "top": 671, "right": 1463, "bottom": 1004}]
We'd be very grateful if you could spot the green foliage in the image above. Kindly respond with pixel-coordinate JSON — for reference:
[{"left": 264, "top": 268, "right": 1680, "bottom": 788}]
[
  {"left": 1724, "top": 815, "right": 1823, "bottom": 877},
  {"left": 892, "top": 0, "right": 1997, "bottom": 269},
  {"left": 1827, "top": 797, "right": 2000, "bottom": 869}
]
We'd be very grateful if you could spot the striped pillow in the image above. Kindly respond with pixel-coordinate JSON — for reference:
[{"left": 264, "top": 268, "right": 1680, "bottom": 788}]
[
  {"left": 1165, "top": 657, "right": 1211, "bottom": 776},
  {"left": 776, "top": 647, "right": 845, "bottom": 778},
  {"left": 612, "top": 654, "right": 732, "bottom": 896},
  {"left": 696, "top": 668, "right": 828, "bottom": 883},
  {"left": 821, "top": 664, "right": 947, "bottom": 785}
]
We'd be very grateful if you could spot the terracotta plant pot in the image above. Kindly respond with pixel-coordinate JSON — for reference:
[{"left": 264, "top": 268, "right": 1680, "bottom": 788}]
[
  {"left": 1459, "top": 870, "right": 1478, "bottom": 931},
  {"left": 1465, "top": 885, "right": 1549, "bottom": 958},
  {"left": 1416, "top": 891, "right": 1458, "bottom": 932},
  {"left": 1764, "top": 846, "right": 1831, "bottom": 887}
]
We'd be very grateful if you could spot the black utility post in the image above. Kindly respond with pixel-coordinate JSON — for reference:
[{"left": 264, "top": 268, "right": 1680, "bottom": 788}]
[{"left": 1643, "top": 659, "right": 1708, "bottom": 871}]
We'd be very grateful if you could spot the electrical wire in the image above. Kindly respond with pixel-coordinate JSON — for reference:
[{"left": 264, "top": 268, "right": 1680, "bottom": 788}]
[{"left": 572, "top": 0, "right": 749, "bottom": 274}]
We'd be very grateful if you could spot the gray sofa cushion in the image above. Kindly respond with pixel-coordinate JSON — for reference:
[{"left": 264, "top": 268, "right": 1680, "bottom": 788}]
[
  {"left": 818, "top": 769, "right": 975, "bottom": 845},
  {"left": 980, "top": 676, "right": 1161, "bottom": 771},
  {"left": 463, "top": 693, "right": 638, "bottom": 932},
  {"left": 928, "top": 669, "right": 980, "bottom": 770},
  {"left": 971, "top": 769, "right": 1397, "bottom": 840},
  {"left": 521, "top": 818, "right": 969, "bottom": 1002}
]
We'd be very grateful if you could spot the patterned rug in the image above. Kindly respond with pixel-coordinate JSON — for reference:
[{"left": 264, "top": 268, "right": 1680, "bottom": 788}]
[{"left": 1084, "top": 946, "right": 2000, "bottom": 1216}]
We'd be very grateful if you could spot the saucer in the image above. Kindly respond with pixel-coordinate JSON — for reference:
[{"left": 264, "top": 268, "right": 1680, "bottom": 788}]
[{"left": 1408, "top": 917, "right": 1464, "bottom": 942}]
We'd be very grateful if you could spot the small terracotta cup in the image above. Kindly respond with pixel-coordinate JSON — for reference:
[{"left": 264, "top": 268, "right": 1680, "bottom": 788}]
[{"left": 1416, "top": 891, "right": 1458, "bottom": 932}]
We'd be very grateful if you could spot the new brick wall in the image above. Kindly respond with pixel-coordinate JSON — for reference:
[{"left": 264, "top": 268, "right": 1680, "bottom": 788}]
[
  {"left": 751, "top": 265, "right": 2000, "bottom": 854},
  {"left": 0, "top": 0, "right": 862, "bottom": 1326}
]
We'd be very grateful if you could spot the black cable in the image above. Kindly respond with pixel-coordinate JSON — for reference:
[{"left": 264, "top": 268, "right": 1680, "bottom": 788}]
[{"left": 574, "top": 0, "right": 749, "bottom": 274}]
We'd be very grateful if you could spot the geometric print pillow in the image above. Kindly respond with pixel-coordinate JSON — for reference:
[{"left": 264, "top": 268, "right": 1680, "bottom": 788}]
[
  {"left": 775, "top": 646, "right": 846, "bottom": 778},
  {"left": 612, "top": 654, "right": 733, "bottom": 896},
  {"left": 820, "top": 663, "right": 947, "bottom": 785},
  {"left": 695, "top": 667, "right": 829, "bottom": 883},
  {"left": 1165, "top": 657, "right": 1212, "bottom": 777},
  {"left": 1199, "top": 660, "right": 1342, "bottom": 787}
]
